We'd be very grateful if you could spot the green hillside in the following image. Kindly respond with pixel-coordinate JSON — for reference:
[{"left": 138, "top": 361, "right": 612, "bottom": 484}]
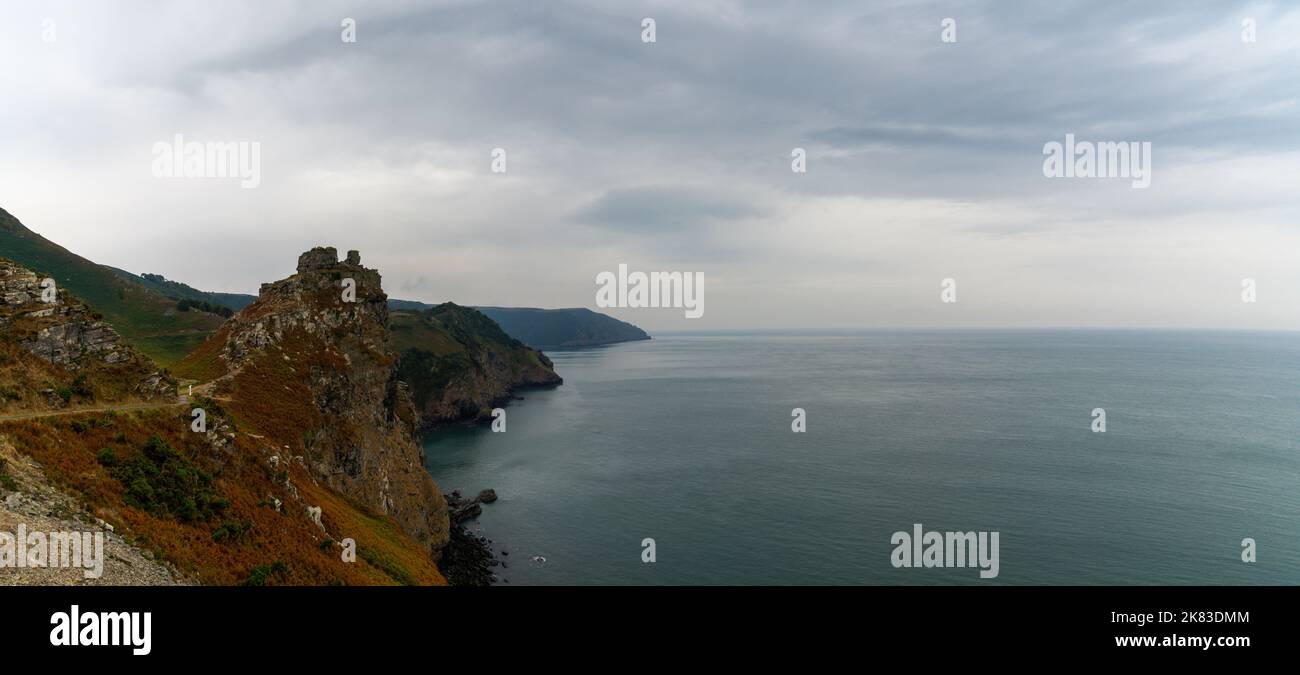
[
  {"left": 391, "top": 303, "right": 561, "bottom": 428},
  {"left": 0, "top": 207, "right": 226, "bottom": 366},
  {"left": 109, "top": 267, "right": 257, "bottom": 312},
  {"left": 391, "top": 300, "right": 651, "bottom": 349},
  {"left": 475, "top": 306, "right": 650, "bottom": 348}
]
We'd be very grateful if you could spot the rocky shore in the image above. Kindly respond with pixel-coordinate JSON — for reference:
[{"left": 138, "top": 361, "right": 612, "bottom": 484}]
[{"left": 437, "top": 488, "right": 509, "bottom": 586}]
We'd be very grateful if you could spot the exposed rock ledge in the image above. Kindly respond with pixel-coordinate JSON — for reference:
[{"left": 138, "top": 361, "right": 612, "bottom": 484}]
[{"left": 438, "top": 489, "right": 502, "bottom": 586}]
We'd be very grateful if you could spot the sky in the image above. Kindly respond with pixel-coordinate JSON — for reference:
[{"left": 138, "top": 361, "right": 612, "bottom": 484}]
[{"left": 1, "top": 0, "right": 1297, "bottom": 332}]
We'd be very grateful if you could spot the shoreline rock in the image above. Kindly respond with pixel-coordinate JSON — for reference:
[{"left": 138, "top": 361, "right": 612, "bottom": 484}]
[
  {"left": 437, "top": 526, "right": 497, "bottom": 586},
  {"left": 438, "top": 488, "right": 503, "bottom": 586}
]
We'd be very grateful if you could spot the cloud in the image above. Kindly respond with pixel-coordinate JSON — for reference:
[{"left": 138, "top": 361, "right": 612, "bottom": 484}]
[
  {"left": 1, "top": 0, "right": 1298, "bottom": 331},
  {"left": 575, "top": 186, "right": 765, "bottom": 232}
]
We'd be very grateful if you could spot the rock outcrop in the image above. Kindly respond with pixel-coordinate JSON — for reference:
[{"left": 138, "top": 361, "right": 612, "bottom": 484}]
[
  {"left": 193, "top": 247, "right": 450, "bottom": 555},
  {"left": 0, "top": 259, "right": 172, "bottom": 404}
]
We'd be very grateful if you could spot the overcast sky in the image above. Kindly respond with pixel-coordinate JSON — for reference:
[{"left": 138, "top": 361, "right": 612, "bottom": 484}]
[{"left": 2, "top": 1, "right": 1297, "bottom": 331}]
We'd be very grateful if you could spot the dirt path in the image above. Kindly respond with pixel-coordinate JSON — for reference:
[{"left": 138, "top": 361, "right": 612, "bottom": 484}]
[{"left": 0, "top": 400, "right": 187, "bottom": 422}]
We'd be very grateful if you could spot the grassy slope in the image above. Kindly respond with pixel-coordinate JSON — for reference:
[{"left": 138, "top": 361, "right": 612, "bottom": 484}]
[
  {"left": 108, "top": 267, "right": 257, "bottom": 312},
  {"left": 392, "top": 303, "right": 529, "bottom": 353},
  {"left": 0, "top": 207, "right": 225, "bottom": 367},
  {"left": 392, "top": 303, "right": 554, "bottom": 373},
  {"left": 0, "top": 408, "right": 445, "bottom": 585}
]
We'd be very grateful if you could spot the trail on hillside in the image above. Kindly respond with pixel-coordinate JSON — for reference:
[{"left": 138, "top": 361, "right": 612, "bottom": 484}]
[{"left": 0, "top": 400, "right": 187, "bottom": 422}]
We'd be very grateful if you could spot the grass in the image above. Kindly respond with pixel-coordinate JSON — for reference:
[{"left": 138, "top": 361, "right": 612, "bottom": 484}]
[
  {"left": 133, "top": 334, "right": 213, "bottom": 369},
  {"left": 171, "top": 323, "right": 232, "bottom": 382},
  {"left": 217, "top": 328, "right": 337, "bottom": 450}
]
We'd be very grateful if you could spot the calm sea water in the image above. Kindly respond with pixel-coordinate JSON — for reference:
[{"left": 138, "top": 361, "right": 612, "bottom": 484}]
[{"left": 422, "top": 331, "right": 1300, "bottom": 585}]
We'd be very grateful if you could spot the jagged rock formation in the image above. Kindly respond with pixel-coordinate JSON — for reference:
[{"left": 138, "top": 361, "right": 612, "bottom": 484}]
[
  {"left": 181, "top": 247, "right": 449, "bottom": 555},
  {"left": 0, "top": 259, "right": 172, "bottom": 407}
]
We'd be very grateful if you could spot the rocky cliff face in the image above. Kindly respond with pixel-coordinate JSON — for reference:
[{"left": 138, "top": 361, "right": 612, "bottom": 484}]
[
  {"left": 0, "top": 259, "right": 172, "bottom": 406},
  {"left": 193, "top": 248, "right": 449, "bottom": 555},
  {"left": 390, "top": 303, "right": 562, "bottom": 429}
]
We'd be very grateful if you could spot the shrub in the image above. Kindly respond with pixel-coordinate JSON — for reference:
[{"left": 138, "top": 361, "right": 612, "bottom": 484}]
[
  {"left": 0, "top": 460, "right": 16, "bottom": 492},
  {"left": 212, "top": 520, "right": 251, "bottom": 543},
  {"left": 96, "top": 448, "right": 118, "bottom": 467},
  {"left": 176, "top": 298, "right": 233, "bottom": 318},
  {"left": 243, "top": 561, "right": 289, "bottom": 586},
  {"left": 71, "top": 374, "right": 93, "bottom": 398},
  {"left": 111, "top": 435, "right": 227, "bottom": 523}
]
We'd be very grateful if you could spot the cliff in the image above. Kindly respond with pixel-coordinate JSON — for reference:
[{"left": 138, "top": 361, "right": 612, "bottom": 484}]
[
  {"left": 177, "top": 247, "right": 450, "bottom": 554},
  {"left": 391, "top": 303, "right": 562, "bottom": 429}
]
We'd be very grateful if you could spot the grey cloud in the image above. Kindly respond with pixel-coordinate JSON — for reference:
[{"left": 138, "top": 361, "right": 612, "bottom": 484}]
[
  {"left": 575, "top": 185, "right": 765, "bottom": 232},
  {"left": 3, "top": 0, "right": 1299, "bottom": 330}
]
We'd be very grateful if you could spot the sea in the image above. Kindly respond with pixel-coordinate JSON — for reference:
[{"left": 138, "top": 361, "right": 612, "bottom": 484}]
[{"left": 423, "top": 331, "right": 1300, "bottom": 585}]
